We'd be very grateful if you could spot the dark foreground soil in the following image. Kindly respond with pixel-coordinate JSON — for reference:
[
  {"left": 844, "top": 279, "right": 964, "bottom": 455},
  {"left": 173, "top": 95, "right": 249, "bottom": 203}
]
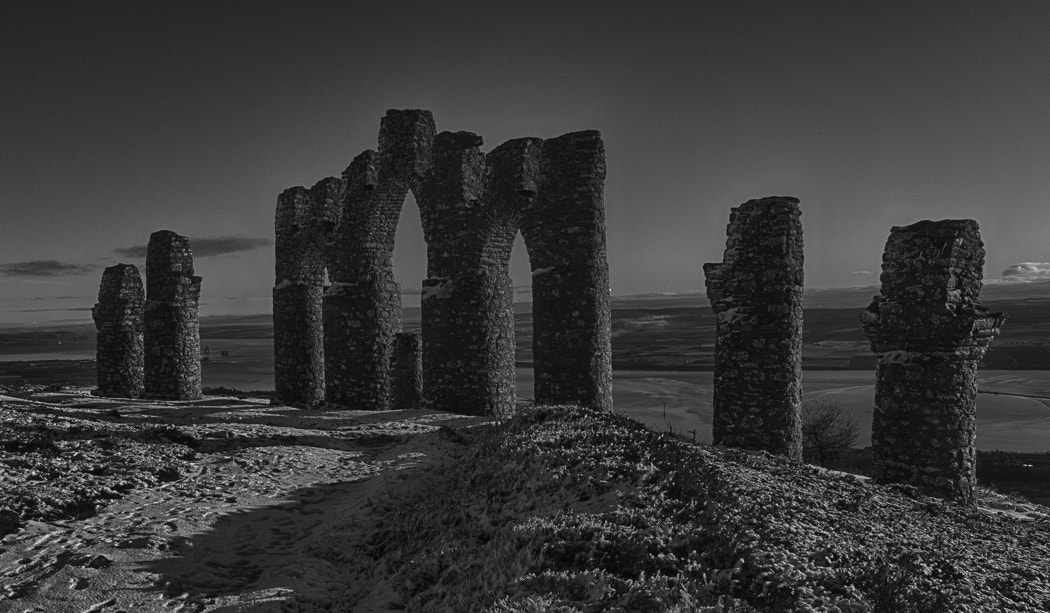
[{"left": 361, "top": 406, "right": 1050, "bottom": 612}]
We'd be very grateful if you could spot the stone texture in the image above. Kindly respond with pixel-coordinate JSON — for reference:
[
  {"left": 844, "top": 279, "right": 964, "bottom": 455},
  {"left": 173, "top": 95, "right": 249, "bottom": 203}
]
[
  {"left": 704, "top": 197, "right": 804, "bottom": 459},
  {"left": 861, "top": 219, "right": 1006, "bottom": 504},
  {"left": 417, "top": 130, "right": 611, "bottom": 415},
  {"left": 295, "top": 110, "right": 612, "bottom": 416},
  {"left": 273, "top": 178, "right": 344, "bottom": 407},
  {"left": 391, "top": 332, "right": 423, "bottom": 410},
  {"left": 92, "top": 264, "right": 144, "bottom": 398},
  {"left": 144, "top": 230, "right": 202, "bottom": 400},
  {"left": 417, "top": 131, "right": 514, "bottom": 416},
  {"left": 523, "top": 131, "right": 612, "bottom": 412},
  {"left": 324, "top": 110, "right": 434, "bottom": 410}
]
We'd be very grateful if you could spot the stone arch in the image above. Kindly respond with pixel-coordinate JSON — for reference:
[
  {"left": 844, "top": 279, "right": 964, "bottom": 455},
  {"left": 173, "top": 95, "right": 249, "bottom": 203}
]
[
  {"left": 279, "top": 109, "right": 611, "bottom": 415},
  {"left": 323, "top": 110, "right": 435, "bottom": 410},
  {"left": 416, "top": 130, "right": 612, "bottom": 415},
  {"left": 417, "top": 132, "right": 531, "bottom": 416}
]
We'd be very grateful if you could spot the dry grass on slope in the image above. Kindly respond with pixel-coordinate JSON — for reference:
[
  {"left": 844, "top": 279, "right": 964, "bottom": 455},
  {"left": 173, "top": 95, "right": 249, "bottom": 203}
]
[{"left": 353, "top": 405, "right": 1050, "bottom": 613}]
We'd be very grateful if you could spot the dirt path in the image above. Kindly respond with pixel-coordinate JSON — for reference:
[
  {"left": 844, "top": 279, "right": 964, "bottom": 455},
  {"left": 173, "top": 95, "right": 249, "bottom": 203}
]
[{"left": 0, "top": 388, "right": 485, "bottom": 612}]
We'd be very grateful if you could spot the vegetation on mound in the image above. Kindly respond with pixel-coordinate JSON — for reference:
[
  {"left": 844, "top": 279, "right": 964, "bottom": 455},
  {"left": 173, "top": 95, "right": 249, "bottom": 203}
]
[{"left": 356, "top": 406, "right": 1050, "bottom": 612}]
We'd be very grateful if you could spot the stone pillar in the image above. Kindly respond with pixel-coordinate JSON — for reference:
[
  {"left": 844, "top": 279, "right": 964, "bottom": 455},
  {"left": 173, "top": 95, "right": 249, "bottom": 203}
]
[
  {"left": 92, "top": 264, "right": 144, "bottom": 398},
  {"left": 325, "top": 110, "right": 434, "bottom": 410},
  {"left": 144, "top": 230, "right": 203, "bottom": 400},
  {"left": 273, "top": 178, "right": 343, "bottom": 407},
  {"left": 391, "top": 332, "right": 423, "bottom": 410},
  {"left": 703, "top": 197, "right": 804, "bottom": 459},
  {"left": 522, "top": 131, "right": 612, "bottom": 411},
  {"left": 861, "top": 219, "right": 1005, "bottom": 504},
  {"left": 418, "top": 131, "right": 518, "bottom": 416}
]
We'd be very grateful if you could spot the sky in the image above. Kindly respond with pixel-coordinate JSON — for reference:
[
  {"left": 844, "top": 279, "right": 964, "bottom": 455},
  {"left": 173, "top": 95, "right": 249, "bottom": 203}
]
[{"left": 3, "top": 0, "right": 1050, "bottom": 324}]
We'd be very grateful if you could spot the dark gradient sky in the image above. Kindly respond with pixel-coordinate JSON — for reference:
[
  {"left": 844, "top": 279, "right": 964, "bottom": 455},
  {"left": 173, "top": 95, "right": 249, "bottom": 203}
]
[{"left": 4, "top": 1, "right": 1050, "bottom": 322}]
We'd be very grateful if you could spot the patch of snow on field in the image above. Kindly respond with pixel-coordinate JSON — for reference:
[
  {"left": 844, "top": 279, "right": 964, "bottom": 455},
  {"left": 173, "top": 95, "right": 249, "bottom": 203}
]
[{"left": 0, "top": 386, "right": 489, "bottom": 612}]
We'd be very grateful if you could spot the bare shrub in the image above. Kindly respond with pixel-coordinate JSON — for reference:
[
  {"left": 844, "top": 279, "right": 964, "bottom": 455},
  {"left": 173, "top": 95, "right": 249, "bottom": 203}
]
[{"left": 801, "top": 398, "right": 859, "bottom": 467}]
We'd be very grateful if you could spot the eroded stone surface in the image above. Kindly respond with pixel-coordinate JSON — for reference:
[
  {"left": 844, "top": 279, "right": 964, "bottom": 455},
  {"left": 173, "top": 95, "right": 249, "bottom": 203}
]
[
  {"left": 525, "top": 132, "right": 612, "bottom": 412},
  {"left": 704, "top": 197, "right": 804, "bottom": 459},
  {"left": 861, "top": 219, "right": 1006, "bottom": 504},
  {"left": 274, "top": 178, "right": 344, "bottom": 407},
  {"left": 144, "top": 230, "right": 202, "bottom": 400},
  {"left": 92, "top": 264, "right": 144, "bottom": 398},
  {"left": 291, "top": 110, "right": 612, "bottom": 416},
  {"left": 324, "top": 111, "right": 434, "bottom": 410},
  {"left": 418, "top": 131, "right": 515, "bottom": 416}
]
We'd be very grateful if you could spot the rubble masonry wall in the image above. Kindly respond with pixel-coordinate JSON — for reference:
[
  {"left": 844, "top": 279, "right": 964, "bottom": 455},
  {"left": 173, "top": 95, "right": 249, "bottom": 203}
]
[
  {"left": 704, "top": 197, "right": 804, "bottom": 459},
  {"left": 861, "top": 219, "right": 1006, "bottom": 504},
  {"left": 92, "top": 263, "right": 145, "bottom": 398},
  {"left": 144, "top": 230, "right": 203, "bottom": 400}
]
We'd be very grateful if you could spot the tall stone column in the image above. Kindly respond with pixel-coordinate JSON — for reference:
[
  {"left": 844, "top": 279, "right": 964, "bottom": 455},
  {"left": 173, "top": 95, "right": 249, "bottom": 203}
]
[
  {"left": 703, "top": 197, "right": 804, "bottom": 459},
  {"left": 92, "top": 264, "right": 144, "bottom": 398},
  {"left": 522, "top": 131, "right": 613, "bottom": 412},
  {"left": 144, "top": 230, "right": 203, "bottom": 400},
  {"left": 861, "top": 219, "right": 1005, "bottom": 504},
  {"left": 418, "top": 130, "right": 518, "bottom": 416},
  {"left": 391, "top": 332, "right": 423, "bottom": 410},
  {"left": 325, "top": 110, "right": 434, "bottom": 410},
  {"left": 273, "top": 178, "right": 343, "bottom": 407}
]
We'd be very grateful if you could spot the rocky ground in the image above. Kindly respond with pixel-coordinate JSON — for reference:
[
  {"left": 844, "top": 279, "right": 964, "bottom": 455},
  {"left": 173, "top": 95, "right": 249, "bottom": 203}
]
[
  {"left": 1, "top": 387, "right": 1048, "bottom": 612},
  {"left": 0, "top": 384, "right": 485, "bottom": 612}
]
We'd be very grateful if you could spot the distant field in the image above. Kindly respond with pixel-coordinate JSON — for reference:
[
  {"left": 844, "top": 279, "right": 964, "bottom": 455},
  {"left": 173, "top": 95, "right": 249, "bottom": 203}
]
[
  {"left": 2, "top": 292, "right": 1048, "bottom": 452},
  {"left": 4, "top": 291, "right": 1049, "bottom": 369}
]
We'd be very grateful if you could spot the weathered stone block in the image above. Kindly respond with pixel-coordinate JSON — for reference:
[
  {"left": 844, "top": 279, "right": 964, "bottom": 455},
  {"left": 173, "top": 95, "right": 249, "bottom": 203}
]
[
  {"left": 523, "top": 131, "right": 612, "bottom": 412},
  {"left": 273, "top": 178, "right": 344, "bottom": 407},
  {"left": 704, "top": 197, "right": 804, "bottom": 459},
  {"left": 144, "top": 230, "right": 202, "bottom": 400},
  {"left": 292, "top": 111, "right": 612, "bottom": 417},
  {"left": 861, "top": 219, "right": 1006, "bottom": 505},
  {"left": 92, "top": 264, "right": 144, "bottom": 398}
]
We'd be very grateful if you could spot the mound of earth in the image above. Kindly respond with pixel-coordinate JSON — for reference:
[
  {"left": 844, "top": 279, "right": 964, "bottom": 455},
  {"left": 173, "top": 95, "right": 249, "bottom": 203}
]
[{"left": 1, "top": 388, "right": 1047, "bottom": 612}]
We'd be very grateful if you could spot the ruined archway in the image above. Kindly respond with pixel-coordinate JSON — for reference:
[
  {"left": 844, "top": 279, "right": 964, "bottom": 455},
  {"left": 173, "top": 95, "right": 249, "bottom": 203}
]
[
  {"left": 275, "top": 109, "right": 612, "bottom": 415},
  {"left": 323, "top": 111, "right": 434, "bottom": 410},
  {"left": 410, "top": 129, "right": 613, "bottom": 416}
]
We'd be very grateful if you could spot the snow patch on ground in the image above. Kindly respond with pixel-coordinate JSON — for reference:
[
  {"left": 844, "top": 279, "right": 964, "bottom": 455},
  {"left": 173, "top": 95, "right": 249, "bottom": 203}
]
[{"left": 0, "top": 386, "right": 488, "bottom": 612}]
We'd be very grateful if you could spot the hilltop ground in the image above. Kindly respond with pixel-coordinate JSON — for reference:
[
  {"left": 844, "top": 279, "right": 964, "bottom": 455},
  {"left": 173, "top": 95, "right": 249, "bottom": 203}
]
[{"left": 1, "top": 386, "right": 1047, "bottom": 612}]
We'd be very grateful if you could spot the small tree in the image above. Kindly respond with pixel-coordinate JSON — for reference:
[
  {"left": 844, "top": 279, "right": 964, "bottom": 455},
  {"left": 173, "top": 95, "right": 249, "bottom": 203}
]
[{"left": 801, "top": 398, "right": 859, "bottom": 467}]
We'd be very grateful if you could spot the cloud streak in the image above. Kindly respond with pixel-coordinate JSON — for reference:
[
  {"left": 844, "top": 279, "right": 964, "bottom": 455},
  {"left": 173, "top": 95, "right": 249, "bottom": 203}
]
[
  {"left": 1001, "top": 262, "right": 1050, "bottom": 282},
  {"left": 0, "top": 261, "right": 98, "bottom": 277},
  {"left": 114, "top": 235, "right": 272, "bottom": 259}
]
